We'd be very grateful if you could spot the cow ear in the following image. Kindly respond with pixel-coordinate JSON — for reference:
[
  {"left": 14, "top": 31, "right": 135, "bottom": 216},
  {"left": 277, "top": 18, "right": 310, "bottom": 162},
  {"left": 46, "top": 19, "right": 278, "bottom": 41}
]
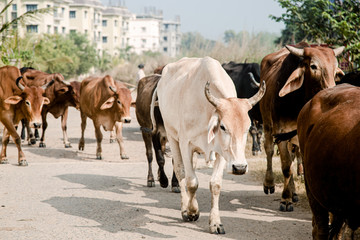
[
  {"left": 43, "top": 97, "right": 50, "bottom": 105},
  {"left": 279, "top": 67, "right": 305, "bottom": 97},
  {"left": 5, "top": 96, "right": 22, "bottom": 105},
  {"left": 130, "top": 101, "right": 136, "bottom": 108},
  {"left": 335, "top": 67, "right": 345, "bottom": 82},
  {"left": 208, "top": 114, "right": 219, "bottom": 144},
  {"left": 100, "top": 96, "right": 115, "bottom": 110}
]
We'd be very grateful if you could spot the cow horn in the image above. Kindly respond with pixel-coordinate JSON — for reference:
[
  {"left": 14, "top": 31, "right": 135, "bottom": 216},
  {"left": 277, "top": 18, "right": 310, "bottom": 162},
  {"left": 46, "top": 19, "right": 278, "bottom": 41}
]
[
  {"left": 42, "top": 79, "right": 55, "bottom": 90},
  {"left": 16, "top": 76, "right": 25, "bottom": 91},
  {"left": 248, "top": 81, "right": 266, "bottom": 107},
  {"left": 109, "top": 86, "right": 117, "bottom": 93},
  {"left": 62, "top": 80, "right": 71, "bottom": 86},
  {"left": 285, "top": 45, "right": 304, "bottom": 58},
  {"left": 205, "top": 81, "right": 221, "bottom": 108},
  {"left": 249, "top": 72, "right": 260, "bottom": 87},
  {"left": 333, "top": 46, "right": 345, "bottom": 57}
]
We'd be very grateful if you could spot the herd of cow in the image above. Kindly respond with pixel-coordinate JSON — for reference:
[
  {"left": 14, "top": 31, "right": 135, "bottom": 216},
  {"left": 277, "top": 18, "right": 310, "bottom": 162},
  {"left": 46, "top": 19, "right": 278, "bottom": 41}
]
[{"left": 0, "top": 41, "right": 359, "bottom": 239}]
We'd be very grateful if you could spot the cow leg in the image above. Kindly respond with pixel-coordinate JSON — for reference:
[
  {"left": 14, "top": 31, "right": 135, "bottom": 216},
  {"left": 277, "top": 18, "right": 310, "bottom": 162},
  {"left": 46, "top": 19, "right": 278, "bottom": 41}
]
[
  {"left": 168, "top": 136, "right": 189, "bottom": 221},
  {"left": 20, "top": 119, "right": 26, "bottom": 142},
  {"left": 61, "top": 107, "right": 71, "bottom": 148},
  {"left": 1, "top": 119, "right": 27, "bottom": 166},
  {"left": 179, "top": 141, "right": 199, "bottom": 222},
  {"left": 93, "top": 120, "right": 103, "bottom": 160},
  {"left": 294, "top": 145, "right": 303, "bottom": 176},
  {"left": 152, "top": 133, "right": 168, "bottom": 188},
  {"left": 278, "top": 141, "right": 296, "bottom": 211},
  {"left": 305, "top": 181, "right": 329, "bottom": 239},
  {"left": 39, "top": 112, "right": 48, "bottom": 148},
  {"left": 23, "top": 119, "right": 36, "bottom": 145},
  {"left": 171, "top": 160, "right": 180, "bottom": 193},
  {"left": 256, "top": 123, "right": 263, "bottom": 152},
  {"left": 209, "top": 153, "right": 227, "bottom": 234},
  {"left": 114, "top": 122, "right": 128, "bottom": 159},
  {"left": 109, "top": 127, "right": 116, "bottom": 143},
  {"left": 141, "top": 131, "right": 155, "bottom": 187},
  {"left": 249, "top": 121, "right": 260, "bottom": 155},
  {"left": 263, "top": 125, "right": 275, "bottom": 194},
  {"left": 78, "top": 111, "right": 87, "bottom": 151}
]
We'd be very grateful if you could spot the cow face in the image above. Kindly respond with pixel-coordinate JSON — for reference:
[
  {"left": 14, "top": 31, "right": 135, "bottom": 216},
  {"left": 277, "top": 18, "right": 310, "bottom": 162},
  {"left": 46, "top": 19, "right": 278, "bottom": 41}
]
[
  {"left": 100, "top": 87, "right": 132, "bottom": 124},
  {"left": 206, "top": 81, "right": 266, "bottom": 175},
  {"left": 279, "top": 45, "right": 345, "bottom": 98},
  {"left": 5, "top": 86, "right": 50, "bottom": 128}
]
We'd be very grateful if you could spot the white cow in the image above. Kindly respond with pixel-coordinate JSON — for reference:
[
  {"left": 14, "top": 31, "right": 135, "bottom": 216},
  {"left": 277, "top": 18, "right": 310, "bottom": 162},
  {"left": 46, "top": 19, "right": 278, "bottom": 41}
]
[{"left": 151, "top": 57, "right": 265, "bottom": 234}]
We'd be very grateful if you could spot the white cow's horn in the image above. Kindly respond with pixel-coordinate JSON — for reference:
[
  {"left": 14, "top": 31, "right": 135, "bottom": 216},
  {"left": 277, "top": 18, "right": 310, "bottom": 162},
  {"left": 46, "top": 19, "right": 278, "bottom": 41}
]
[
  {"left": 205, "top": 81, "right": 220, "bottom": 108},
  {"left": 286, "top": 45, "right": 304, "bottom": 58},
  {"left": 248, "top": 81, "right": 266, "bottom": 107}
]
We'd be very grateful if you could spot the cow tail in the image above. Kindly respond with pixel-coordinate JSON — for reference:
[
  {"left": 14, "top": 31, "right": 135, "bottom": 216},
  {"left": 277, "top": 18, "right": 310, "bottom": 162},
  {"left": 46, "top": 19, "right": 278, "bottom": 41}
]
[{"left": 150, "top": 87, "right": 158, "bottom": 134}]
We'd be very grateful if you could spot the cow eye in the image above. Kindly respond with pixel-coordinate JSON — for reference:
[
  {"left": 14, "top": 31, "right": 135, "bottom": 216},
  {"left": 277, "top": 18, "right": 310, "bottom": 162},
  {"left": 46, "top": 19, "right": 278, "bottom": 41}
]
[
  {"left": 310, "top": 64, "right": 317, "bottom": 70},
  {"left": 220, "top": 124, "right": 226, "bottom": 132},
  {"left": 25, "top": 100, "right": 31, "bottom": 106},
  {"left": 117, "top": 100, "right": 121, "bottom": 104}
]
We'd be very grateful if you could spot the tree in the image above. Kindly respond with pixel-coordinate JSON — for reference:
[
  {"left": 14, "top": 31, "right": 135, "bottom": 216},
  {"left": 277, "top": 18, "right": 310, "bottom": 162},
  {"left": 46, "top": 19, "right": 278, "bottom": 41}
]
[{"left": 271, "top": 0, "right": 360, "bottom": 68}]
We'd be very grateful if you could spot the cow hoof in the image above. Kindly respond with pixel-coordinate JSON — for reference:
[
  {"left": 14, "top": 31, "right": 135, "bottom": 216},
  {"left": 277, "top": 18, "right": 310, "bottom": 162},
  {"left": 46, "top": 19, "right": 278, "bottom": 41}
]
[
  {"left": 263, "top": 185, "right": 275, "bottom": 194},
  {"left": 96, "top": 155, "right": 102, "bottom": 160},
  {"left": 39, "top": 143, "right": 46, "bottom": 148},
  {"left": 210, "top": 224, "right": 225, "bottom": 234},
  {"left": 121, "top": 154, "right": 129, "bottom": 160},
  {"left": 0, "top": 159, "right": 9, "bottom": 164},
  {"left": 292, "top": 193, "right": 299, "bottom": 203},
  {"left": 30, "top": 138, "right": 36, "bottom": 145},
  {"left": 65, "top": 143, "right": 72, "bottom": 148},
  {"left": 279, "top": 202, "right": 293, "bottom": 212},
  {"left": 78, "top": 146, "right": 84, "bottom": 151},
  {"left": 159, "top": 172, "right": 169, "bottom": 188},
  {"left": 147, "top": 180, "right": 155, "bottom": 187},
  {"left": 181, "top": 210, "right": 199, "bottom": 222},
  {"left": 19, "top": 160, "right": 28, "bottom": 166},
  {"left": 171, "top": 186, "right": 180, "bottom": 193},
  {"left": 232, "top": 164, "right": 247, "bottom": 175}
]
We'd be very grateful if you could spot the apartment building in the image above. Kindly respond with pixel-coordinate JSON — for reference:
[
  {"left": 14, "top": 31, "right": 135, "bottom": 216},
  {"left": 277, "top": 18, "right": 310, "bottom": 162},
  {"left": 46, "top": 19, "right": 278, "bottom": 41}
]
[
  {"left": 102, "top": 6, "right": 134, "bottom": 56},
  {"left": 1, "top": 0, "right": 182, "bottom": 57}
]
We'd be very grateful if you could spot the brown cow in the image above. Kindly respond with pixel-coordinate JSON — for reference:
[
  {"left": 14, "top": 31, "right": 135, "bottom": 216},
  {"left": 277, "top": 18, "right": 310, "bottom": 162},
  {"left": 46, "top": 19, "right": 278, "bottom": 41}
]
[
  {"left": 0, "top": 66, "right": 52, "bottom": 166},
  {"left": 260, "top": 42, "right": 344, "bottom": 211},
  {"left": 135, "top": 74, "right": 179, "bottom": 192},
  {"left": 78, "top": 75, "right": 132, "bottom": 160},
  {"left": 298, "top": 84, "right": 360, "bottom": 239},
  {"left": 19, "top": 68, "right": 80, "bottom": 148}
]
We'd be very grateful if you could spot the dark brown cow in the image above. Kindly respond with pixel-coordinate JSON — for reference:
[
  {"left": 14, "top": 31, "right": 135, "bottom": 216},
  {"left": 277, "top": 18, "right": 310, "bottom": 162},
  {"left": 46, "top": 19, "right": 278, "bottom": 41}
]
[
  {"left": 20, "top": 68, "right": 80, "bottom": 148},
  {"left": 135, "top": 74, "right": 179, "bottom": 192},
  {"left": 260, "top": 42, "right": 345, "bottom": 211},
  {"left": 0, "top": 66, "right": 52, "bottom": 166},
  {"left": 298, "top": 84, "right": 360, "bottom": 239},
  {"left": 78, "top": 75, "right": 132, "bottom": 160}
]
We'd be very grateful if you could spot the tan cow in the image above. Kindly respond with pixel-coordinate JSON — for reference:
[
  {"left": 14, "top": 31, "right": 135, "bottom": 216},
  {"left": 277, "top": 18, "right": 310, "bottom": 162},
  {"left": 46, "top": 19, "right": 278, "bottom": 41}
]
[
  {"left": 151, "top": 57, "right": 265, "bottom": 234},
  {"left": 0, "top": 66, "right": 52, "bottom": 166},
  {"left": 78, "top": 75, "right": 132, "bottom": 160},
  {"left": 260, "top": 42, "right": 345, "bottom": 211}
]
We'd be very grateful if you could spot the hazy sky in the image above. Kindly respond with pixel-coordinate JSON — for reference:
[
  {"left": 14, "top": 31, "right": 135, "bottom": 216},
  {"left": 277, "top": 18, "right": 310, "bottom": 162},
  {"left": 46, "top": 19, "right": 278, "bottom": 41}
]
[{"left": 103, "top": 0, "right": 286, "bottom": 40}]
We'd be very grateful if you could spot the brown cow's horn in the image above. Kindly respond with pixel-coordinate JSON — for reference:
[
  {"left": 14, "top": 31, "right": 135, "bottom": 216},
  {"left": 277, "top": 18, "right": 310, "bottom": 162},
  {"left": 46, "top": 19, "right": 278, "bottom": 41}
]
[
  {"left": 248, "top": 72, "right": 260, "bottom": 87},
  {"left": 285, "top": 45, "right": 304, "bottom": 58},
  {"left": 333, "top": 46, "right": 345, "bottom": 57},
  {"left": 42, "top": 79, "right": 55, "bottom": 90},
  {"left": 109, "top": 86, "right": 117, "bottom": 93},
  {"left": 205, "top": 81, "right": 220, "bottom": 108},
  {"left": 16, "top": 76, "right": 25, "bottom": 91},
  {"left": 248, "top": 81, "right": 266, "bottom": 107}
]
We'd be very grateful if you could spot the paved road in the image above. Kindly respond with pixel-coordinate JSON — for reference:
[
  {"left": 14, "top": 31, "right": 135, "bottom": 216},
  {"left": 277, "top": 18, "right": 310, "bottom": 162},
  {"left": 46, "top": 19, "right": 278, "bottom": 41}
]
[{"left": 0, "top": 106, "right": 312, "bottom": 240}]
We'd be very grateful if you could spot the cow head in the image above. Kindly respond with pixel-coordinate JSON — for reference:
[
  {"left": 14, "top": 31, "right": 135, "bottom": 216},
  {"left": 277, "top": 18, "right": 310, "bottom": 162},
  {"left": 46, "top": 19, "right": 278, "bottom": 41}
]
[
  {"left": 279, "top": 45, "right": 345, "bottom": 98},
  {"left": 5, "top": 78, "right": 52, "bottom": 128},
  {"left": 100, "top": 76, "right": 132, "bottom": 124},
  {"left": 205, "top": 81, "right": 266, "bottom": 175}
]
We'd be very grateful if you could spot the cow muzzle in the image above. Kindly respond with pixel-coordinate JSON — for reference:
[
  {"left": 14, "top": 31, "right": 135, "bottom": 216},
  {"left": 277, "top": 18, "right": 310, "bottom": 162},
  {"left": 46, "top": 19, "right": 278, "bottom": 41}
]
[
  {"left": 122, "top": 117, "right": 131, "bottom": 124},
  {"left": 232, "top": 164, "right": 248, "bottom": 175}
]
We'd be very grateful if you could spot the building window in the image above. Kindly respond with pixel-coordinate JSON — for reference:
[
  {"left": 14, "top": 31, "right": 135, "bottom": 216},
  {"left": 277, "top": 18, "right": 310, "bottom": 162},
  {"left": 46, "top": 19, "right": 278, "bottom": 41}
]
[
  {"left": 47, "top": 25, "right": 51, "bottom": 33},
  {"left": 114, "top": 20, "right": 118, "bottom": 26},
  {"left": 142, "top": 39, "right": 146, "bottom": 44},
  {"left": 163, "top": 36, "right": 168, "bottom": 41},
  {"left": 12, "top": 4, "right": 17, "bottom": 11},
  {"left": 69, "top": 11, "right": 76, "bottom": 19},
  {"left": 62, "top": 8, "right": 65, "bottom": 15},
  {"left": 163, "top": 47, "right": 168, "bottom": 52},
  {"left": 54, "top": 26, "right": 58, "bottom": 33},
  {"left": 62, "top": 27, "right": 65, "bottom": 34},
  {"left": 141, "top": 27, "right": 146, "bottom": 32},
  {"left": 85, "top": 29, "right": 88, "bottom": 34},
  {"left": 102, "top": 36, "right": 107, "bottom": 43},
  {"left": 114, "top": 36, "right": 117, "bottom": 43},
  {"left": 26, "top": 25, "right": 38, "bottom": 33},
  {"left": 102, "top": 20, "right": 107, "bottom": 27},
  {"left": 26, "top": 4, "right": 38, "bottom": 12},
  {"left": 84, "top": 11, "right": 87, "bottom": 18},
  {"left": 11, "top": 12, "right": 17, "bottom": 20},
  {"left": 70, "top": 29, "right": 76, "bottom": 34},
  {"left": 47, "top": 4, "right": 51, "bottom": 8}
]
